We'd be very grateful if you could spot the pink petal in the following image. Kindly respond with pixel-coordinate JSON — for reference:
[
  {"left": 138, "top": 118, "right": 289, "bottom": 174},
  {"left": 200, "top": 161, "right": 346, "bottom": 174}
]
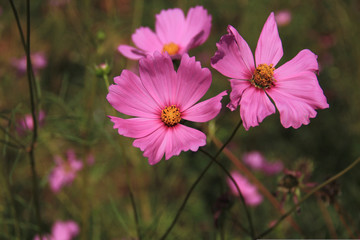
[
  {"left": 165, "top": 124, "right": 206, "bottom": 160},
  {"left": 182, "top": 91, "right": 227, "bottom": 122},
  {"left": 117, "top": 45, "right": 147, "bottom": 60},
  {"left": 262, "top": 161, "right": 283, "bottom": 175},
  {"left": 109, "top": 116, "right": 163, "bottom": 138},
  {"left": 180, "top": 6, "right": 212, "bottom": 52},
  {"left": 107, "top": 70, "right": 161, "bottom": 118},
  {"left": 275, "top": 49, "right": 319, "bottom": 78},
  {"left": 139, "top": 52, "right": 177, "bottom": 107},
  {"left": 255, "top": 12, "right": 283, "bottom": 66},
  {"left": 155, "top": 8, "right": 185, "bottom": 44},
  {"left": 175, "top": 54, "right": 212, "bottom": 110},
  {"left": 132, "top": 123, "right": 207, "bottom": 165},
  {"left": 133, "top": 126, "right": 168, "bottom": 165},
  {"left": 211, "top": 25, "right": 255, "bottom": 79},
  {"left": 267, "top": 50, "right": 329, "bottom": 128},
  {"left": 243, "top": 151, "right": 266, "bottom": 170},
  {"left": 131, "top": 27, "right": 163, "bottom": 53},
  {"left": 239, "top": 87, "right": 276, "bottom": 130},
  {"left": 227, "top": 171, "right": 263, "bottom": 206},
  {"left": 65, "top": 221, "right": 80, "bottom": 236},
  {"left": 227, "top": 79, "right": 252, "bottom": 111}
]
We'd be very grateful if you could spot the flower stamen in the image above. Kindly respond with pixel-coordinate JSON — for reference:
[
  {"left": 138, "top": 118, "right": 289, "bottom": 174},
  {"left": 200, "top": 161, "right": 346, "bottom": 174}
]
[
  {"left": 161, "top": 105, "right": 181, "bottom": 127},
  {"left": 162, "top": 42, "right": 180, "bottom": 56},
  {"left": 251, "top": 64, "right": 276, "bottom": 89}
]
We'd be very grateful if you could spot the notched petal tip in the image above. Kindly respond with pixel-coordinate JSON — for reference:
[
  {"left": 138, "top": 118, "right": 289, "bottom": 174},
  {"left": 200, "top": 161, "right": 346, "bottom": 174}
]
[{"left": 211, "top": 34, "right": 234, "bottom": 65}]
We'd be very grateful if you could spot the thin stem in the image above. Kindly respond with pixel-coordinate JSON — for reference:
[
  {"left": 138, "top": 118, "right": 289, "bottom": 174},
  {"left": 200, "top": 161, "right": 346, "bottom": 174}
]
[
  {"left": 8, "top": 0, "right": 41, "bottom": 102},
  {"left": 128, "top": 185, "right": 142, "bottom": 240},
  {"left": 256, "top": 157, "right": 360, "bottom": 239},
  {"left": 9, "top": 0, "right": 43, "bottom": 234},
  {"left": 0, "top": 140, "right": 23, "bottom": 150},
  {"left": 159, "top": 120, "right": 243, "bottom": 240},
  {"left": 199, "top": 148, "right": 255, "bottom": 238},
  {"left": 0, "top": 126, "right": 26, "bottom": 149},
  {"left": 103, "top": 74, "right": 110, "bottom": 90}
]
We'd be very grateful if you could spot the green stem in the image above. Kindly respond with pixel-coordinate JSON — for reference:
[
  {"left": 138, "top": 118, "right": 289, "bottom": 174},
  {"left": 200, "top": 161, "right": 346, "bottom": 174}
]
[
  {"left": 159, "top": 120, "right": 243, "bottom": 240},
  {"left": 9, "top": 0, "right": 42, "bottom": 234},
  {"left": 256, "top": 157, "right": 360, "bottom": 239},
  {"left": 128, "top": 185, "right": 142, "bottom": 240},
  {"left": 199, "top": 148, "right": 255, "bottom": 239},
  {"left": 8, "top": 0, "right": 41, "bottom": 102}
]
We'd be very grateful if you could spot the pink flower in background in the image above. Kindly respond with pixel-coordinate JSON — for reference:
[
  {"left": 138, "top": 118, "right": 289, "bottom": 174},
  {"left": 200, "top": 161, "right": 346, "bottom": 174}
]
[
  {"left": 275, "top": 10, "right": 292, "bottom": 26},
  {"left": 49, "top": 150, "right": 83, "bottom": 193},
  {"left": 12, "top": 52, "right": 47, "bottom": 76},
  {"left": 227, "top": 171, "right": 263, "bottom": 206},
  {"left": 34, "top": 220, "right": 79, "bottom": 240},
  {"left": 17, "top": 110, "right": 46, "bottom": 135},
  {"left": 243, "top": 151, "right": 283, "bottom": 175},
  {"left": 118, "top": 6, "right": 211, "bottom": 60},
  {"left": 211, "top": 12, "right": 329, "bottom": 130},
  {"left": 107, "top": 52, "right": 226, "bottom": 165}
]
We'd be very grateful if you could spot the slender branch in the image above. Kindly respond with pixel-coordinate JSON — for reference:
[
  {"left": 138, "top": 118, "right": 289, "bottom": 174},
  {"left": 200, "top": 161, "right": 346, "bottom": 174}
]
[
  {"left": 159, "top": 120, "right": 243, "bottom": 240},
  {"left": 199, "top": 148, "right": 255, "bottom": 238},
  {"left": 256, "top": 157, "right": 360, "bottom": 239}
]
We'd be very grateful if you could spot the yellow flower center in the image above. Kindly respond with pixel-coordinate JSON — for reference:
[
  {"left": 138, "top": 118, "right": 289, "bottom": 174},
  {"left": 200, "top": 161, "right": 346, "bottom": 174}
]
[
  {"left": 162, "top": 42, "right": 180, "bottom": 56},
  {"left": 251, "top": 64, "right": 276, "bottom": 89},
  {"left": 161, "top": 105, "right": 181, "bottom": 127}
]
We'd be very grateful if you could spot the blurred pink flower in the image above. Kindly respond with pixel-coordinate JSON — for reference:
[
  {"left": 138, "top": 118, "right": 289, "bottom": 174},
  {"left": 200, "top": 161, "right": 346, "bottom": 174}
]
[
  {"left": 227, "top": 171, "right": 263, "bottom": 206},
  {"left": 107, "top": 52, "right": 226, "bottom": 165},
  {"left": 12, "top": 52, "right": 47, "bottom": 76},
  {"left": 243, "top": 151, "right": 283, "bottom": 175},
  {"left": 274, "top": 10, "right": 292, "bottom": 26},
  {"left": 49, "top": 150, "right": 83, "bottom": 193},
  {"left": 211, "top": 12, "right": 329, "bottom": 130},
  {"left": 34, "top": 220, "right": 79, "bottom": 240},
  {"left": 118, "top": 6, "right": 211, "bottom": 60},
  {"left": 17, "top": 110, "right": 46, "bottom": 135}
]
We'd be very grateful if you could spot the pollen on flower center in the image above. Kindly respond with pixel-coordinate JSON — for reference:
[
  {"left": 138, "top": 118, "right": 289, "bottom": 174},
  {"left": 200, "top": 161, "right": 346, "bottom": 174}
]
[
  {"left": 161, "top": 105, "right": 181, "bottom": 127},
  {"left": 251, "top": 64, "right": 276, "bottom": 89},
  {"left": 162, "top": 42, "right": 180, "bottom": 56}
]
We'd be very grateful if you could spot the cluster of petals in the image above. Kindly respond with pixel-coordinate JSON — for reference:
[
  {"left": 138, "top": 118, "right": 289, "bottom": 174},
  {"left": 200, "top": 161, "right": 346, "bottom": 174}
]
[
  {"left": 17, "top": 110, "right": 46, "bottom": 135},
  {"left": 118, "top": 6, "right": 211, "bottom": 60},
  {"left": 211, "top": 12, "right": 329, "bottom": 130},
  {"left": 34, "top": 220, "right": 79, "bottom": 240},
  {"left": 227, "top": 171, "right": 263, "bottom": 206},
  {"left": 12, "top": 52, "right": 47, "bottom": 76},
  {"left": 49, "top": 150, "right": 83, "bottom": 193},
  {"left": 107, "top": 52, "right": 226, "bottom": 165},
  {"left": 243, "top": 151, "right": 283, "bottom": 175}
]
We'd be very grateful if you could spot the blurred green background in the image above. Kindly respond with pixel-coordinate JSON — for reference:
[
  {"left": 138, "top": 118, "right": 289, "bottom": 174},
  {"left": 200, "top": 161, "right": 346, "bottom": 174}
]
[{"left": 1, "top": 0, "right": 360, "bottom": 239}]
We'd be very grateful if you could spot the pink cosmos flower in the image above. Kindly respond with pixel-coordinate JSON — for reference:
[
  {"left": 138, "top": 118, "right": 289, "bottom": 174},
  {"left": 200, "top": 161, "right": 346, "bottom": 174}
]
[
  {"left": 118, "top": 6, "right": 211, "bottom": 60},
  {"left": 211, "top": 12, "right": 329, "bottom": 130},
  {"left": 49, "top": 150, "right": 83, "bottom": 193},
  {"left": 12, "top": 52, "right": 47, "bottom": 76},
  {"left": 227, "top": 171, "right": 263, "bottom": 206},
  {"left": 243, "top": 151, "right": 283, "bottom": 175},
  {"left": 17, "top": 110, "right": 46, "bottom": 135},
  {"left": 274, "top": 10, "right": 292, "bottom": 26},
  {"left": 34, "top": 220, "right": 79, "bottom": 240},
  {"left": 107, "top": 52, "right": 226, "bottom": 165}
]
